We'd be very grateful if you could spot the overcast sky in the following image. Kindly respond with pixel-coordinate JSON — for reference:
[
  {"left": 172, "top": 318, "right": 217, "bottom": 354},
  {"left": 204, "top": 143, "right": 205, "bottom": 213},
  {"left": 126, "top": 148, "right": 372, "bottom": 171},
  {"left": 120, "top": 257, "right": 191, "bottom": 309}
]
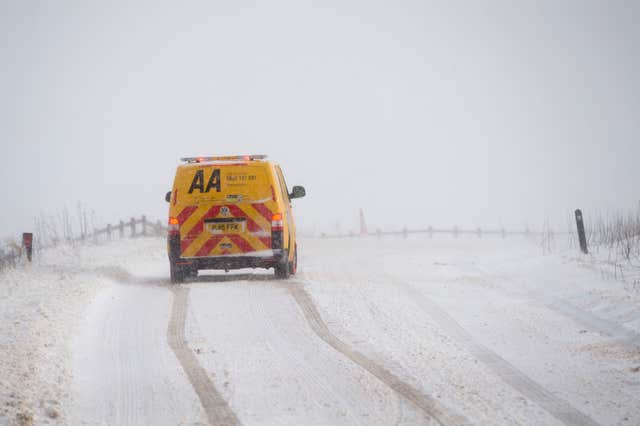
[{"left": 1, "top": 0, "right": 639, "bottom": 239}]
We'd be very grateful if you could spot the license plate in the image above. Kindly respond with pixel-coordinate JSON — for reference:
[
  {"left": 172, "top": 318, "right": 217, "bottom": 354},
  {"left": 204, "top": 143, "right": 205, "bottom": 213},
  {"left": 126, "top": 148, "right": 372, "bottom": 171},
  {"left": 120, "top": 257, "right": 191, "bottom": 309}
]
[{"left": 207, "top": 221, "right": 245, "bottom": 234}]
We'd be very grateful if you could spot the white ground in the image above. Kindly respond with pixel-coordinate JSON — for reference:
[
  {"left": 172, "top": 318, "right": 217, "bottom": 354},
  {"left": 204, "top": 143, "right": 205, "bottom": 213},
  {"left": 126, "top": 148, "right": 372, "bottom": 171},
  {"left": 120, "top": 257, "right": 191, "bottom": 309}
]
[{"left": 1, "top": 235, "right": 639, "bottom": 425}]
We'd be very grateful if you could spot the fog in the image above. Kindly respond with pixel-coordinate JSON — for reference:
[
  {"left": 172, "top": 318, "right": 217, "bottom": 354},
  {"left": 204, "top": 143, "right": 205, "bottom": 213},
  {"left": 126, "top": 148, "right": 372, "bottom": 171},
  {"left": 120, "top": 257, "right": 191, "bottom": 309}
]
[{"left": 1, "top": 1, "right": 639, "bottom": 239}]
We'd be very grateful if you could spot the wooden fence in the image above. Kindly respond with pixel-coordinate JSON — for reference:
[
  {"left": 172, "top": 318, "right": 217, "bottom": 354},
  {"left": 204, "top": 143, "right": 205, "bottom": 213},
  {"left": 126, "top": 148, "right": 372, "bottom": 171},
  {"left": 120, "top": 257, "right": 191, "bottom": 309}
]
[
  {"left": 0, "top": 215, "right": 167, "bottom": 272},
  {"left": 318, "top": 226, "right": 559, "bottom": 239},
  {"left": 73, "top": 215, "right": 167, "bottom": 243},
  {"left": 0, "top": 217, "right": 567, "bottom": 270}
]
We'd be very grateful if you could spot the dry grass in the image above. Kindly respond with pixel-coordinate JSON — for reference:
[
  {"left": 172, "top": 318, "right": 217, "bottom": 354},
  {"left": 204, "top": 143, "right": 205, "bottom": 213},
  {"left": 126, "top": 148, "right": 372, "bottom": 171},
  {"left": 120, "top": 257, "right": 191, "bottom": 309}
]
[
  {"left": 586, "top": 210, "right": 640, "bottom": 262},
  {"left": 581, "top": 209, "right": 640, "bottom": 285}
]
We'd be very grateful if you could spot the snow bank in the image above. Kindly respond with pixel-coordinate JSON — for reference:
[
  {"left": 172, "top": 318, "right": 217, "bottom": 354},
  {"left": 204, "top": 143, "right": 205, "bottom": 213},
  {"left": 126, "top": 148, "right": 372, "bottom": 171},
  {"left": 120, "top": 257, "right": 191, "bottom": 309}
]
[
  {"left": 0, "top": 238, "right": 165, "bottom": 425},
  {"left": 299, "top": 235, "right": 640, "bottom": 424}
]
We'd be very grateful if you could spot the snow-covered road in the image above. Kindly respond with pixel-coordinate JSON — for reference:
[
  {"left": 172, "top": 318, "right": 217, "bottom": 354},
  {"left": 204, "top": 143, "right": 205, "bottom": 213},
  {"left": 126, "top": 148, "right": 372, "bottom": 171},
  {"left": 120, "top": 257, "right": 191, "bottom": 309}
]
[{"left": 2, "top": 236, "right": 639, "bottom": 425}]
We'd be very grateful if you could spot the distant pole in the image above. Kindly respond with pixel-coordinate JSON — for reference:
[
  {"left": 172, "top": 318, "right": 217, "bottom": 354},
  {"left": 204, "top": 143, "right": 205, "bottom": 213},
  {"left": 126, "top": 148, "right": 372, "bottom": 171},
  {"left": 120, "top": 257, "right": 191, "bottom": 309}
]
[
  {"left": 575, "top": 209, "right": 588, "bottom": 254},
  {"left": 22, "top": 233, "right": 33, "bottom": 262},
  {"left": 359, "top": 208, "right": 368, "bottom": 236}
]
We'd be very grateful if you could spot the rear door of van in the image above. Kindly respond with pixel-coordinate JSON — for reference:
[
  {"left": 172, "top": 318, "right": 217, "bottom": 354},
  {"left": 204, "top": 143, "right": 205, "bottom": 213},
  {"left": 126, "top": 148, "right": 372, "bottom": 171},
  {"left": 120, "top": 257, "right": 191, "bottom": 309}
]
[{"left": 171, "top": 162, "right": 277, "bottom": 257}]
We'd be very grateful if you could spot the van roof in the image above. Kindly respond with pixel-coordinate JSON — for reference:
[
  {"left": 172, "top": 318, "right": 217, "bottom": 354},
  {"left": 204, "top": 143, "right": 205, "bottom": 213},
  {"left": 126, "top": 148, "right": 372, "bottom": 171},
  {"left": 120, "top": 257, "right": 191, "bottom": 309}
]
[{"left": 180, "top": 155, "right": 268, "bottom": 164}]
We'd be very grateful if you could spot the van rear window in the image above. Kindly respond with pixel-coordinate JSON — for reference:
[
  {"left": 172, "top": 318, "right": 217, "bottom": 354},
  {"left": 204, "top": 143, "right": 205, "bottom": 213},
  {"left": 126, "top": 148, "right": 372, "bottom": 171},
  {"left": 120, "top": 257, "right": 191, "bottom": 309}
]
[{"left": 174, "top": 165, "right": 271, "bottom": 204}]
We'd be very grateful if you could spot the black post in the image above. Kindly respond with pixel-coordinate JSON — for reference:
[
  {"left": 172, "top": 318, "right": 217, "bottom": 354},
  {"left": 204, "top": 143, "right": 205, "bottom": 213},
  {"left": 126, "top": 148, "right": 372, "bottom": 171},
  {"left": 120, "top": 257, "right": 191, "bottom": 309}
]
[
  {"left": 22, "top": 233, "right": 33, "bottom": 262},
  {"left": 141, "top": 215, "right": 147, "bottom": 236},
  {"left": 130, "top": 217, "right": 136, "bottom": 238},
  {"left": 575, "top": 209, "right": 588, "bottom": 254}
]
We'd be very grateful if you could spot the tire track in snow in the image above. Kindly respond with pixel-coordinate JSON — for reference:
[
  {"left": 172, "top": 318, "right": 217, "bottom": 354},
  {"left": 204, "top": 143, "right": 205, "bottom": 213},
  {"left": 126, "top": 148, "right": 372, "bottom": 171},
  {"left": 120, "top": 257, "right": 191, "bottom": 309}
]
[
  {"left": 287, "top": 283, "right": 470, "bottom": 426},
  {"left": 461, "top": 262, "right": 640, "bottom": 351},
  {"left": 395, "top": 279, "right": 600, "bottom": 426},
  {"left": 167, "top": 286, "right": 239, "bottom": 426},
  {"left": 248, "top": 284, "right": 370, "bottom": 425},
  {"left": 544, "top": 299, "right": 640, "bottom": 350}
]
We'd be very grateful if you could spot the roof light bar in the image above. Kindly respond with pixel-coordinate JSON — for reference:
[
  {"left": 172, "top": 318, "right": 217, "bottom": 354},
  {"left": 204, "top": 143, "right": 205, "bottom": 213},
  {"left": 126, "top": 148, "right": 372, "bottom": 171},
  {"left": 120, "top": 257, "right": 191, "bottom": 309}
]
[{"left": 180, "top": 155, "right": 267, "bottom": 163}]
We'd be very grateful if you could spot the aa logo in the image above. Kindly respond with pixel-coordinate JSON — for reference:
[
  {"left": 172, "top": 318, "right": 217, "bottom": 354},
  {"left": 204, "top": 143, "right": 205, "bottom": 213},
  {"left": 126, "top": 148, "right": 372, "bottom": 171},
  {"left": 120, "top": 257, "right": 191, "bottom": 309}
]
[{"left": 189, "top": 169, "right": 221, "bottom": 193}]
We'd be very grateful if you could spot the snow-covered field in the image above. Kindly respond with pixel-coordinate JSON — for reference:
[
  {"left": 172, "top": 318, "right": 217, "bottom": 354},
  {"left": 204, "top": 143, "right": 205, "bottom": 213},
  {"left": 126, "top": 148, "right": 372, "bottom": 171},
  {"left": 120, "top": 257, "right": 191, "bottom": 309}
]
[{"left": 1, "top": 235, "right": 639, "bottom": 425}]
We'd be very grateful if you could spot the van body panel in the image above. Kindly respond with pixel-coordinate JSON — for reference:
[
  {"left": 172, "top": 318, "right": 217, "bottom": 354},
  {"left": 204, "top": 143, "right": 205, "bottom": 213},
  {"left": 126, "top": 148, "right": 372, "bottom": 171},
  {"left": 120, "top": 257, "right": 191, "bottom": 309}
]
[{"left": 167, "top": 158, "right": 298, "bottom": 271}]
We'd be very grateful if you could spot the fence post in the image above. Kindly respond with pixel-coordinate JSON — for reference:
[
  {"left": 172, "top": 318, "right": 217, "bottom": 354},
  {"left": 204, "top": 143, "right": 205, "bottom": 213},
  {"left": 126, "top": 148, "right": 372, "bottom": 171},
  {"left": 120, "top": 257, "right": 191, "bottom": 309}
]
[
  {"left": 575, "top": 209, "right": 588, "bottom": 254},
  {"left": 141, "top": 215, "right": 147, "bottom": 236},
  {"left": 130, "top": 217, "right": 136, "bottom": 238}
]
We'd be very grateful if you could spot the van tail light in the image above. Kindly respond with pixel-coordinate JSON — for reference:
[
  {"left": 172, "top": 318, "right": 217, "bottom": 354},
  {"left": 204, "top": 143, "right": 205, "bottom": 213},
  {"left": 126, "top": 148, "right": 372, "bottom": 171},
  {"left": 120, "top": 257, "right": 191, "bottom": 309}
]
[
  {"left": 168, "top": 217, "right": 180, "bottom": 235},
  {"left": 271, "top": 213, "right": 284, "bottom": 232},
  {"left": 271, "top": 213, "right": 284, "bottom": 249}
]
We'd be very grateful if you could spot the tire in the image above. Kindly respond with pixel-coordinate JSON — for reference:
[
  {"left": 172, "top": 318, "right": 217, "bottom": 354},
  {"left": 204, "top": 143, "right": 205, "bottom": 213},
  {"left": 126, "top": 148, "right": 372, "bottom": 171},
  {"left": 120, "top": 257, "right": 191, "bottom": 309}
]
[
  {"left": 187, "top": 267, "right": 198, "bottom": 279},
  {"left": 170, "top": 262, "right": 185, "bottom": 284},
  {"left": 289, "top": 245, "right": 298, "bottom": 275},
  {"left": 274, "top": 250, "right": 290, "bottom": 279}
]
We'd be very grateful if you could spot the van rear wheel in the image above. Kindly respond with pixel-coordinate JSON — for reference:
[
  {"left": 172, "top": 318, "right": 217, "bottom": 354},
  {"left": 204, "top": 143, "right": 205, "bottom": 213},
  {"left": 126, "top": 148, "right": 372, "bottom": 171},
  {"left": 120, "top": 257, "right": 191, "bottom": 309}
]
[
  {"left": 274, "top": 263, "right": 290, "bottom": 279},
  {"left": 289, "top": 245, "right": 298, "bottom": 275},
  {"left": 274, "top": 251, "right": 290, "bottom": 279},
  {"left": 187, "top": 267, "right": 198, "bottom": 279},
  {"left": 170, "top": 262, "right": 185, "bottom": 284}
]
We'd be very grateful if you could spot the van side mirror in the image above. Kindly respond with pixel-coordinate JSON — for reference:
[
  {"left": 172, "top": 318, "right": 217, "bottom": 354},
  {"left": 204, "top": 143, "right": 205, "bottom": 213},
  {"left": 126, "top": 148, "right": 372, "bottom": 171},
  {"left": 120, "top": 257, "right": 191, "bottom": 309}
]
[
  {"left": 165, "top": 191, "right": 172, "bottom": 203},
  {"left": 289, "top": 186, "right": 306, "bottom": 199}
]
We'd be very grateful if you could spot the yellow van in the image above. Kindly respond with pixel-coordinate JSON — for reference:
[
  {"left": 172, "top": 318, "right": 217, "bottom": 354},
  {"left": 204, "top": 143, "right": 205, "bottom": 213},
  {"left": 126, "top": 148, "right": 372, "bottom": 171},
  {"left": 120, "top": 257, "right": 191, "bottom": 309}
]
[{"left": 165, "top": 155, "right": 305, "bottom": 282}]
